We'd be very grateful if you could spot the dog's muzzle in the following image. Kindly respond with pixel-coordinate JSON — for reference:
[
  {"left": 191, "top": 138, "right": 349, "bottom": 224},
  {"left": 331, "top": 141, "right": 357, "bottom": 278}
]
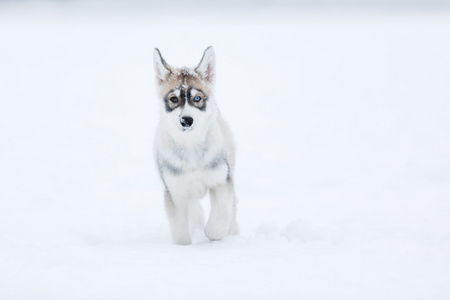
[{"left": 180, "top": 116, "right": 194, "bottom": 128}]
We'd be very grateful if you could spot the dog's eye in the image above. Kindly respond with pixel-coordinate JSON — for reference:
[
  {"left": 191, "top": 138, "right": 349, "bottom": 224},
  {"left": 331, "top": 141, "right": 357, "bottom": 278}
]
[
  {"left": 193, "top": 95, "right": 201, "bottom": 102},
  {"left": 169, "top": 96, "right": 179, "bottom": 103}
]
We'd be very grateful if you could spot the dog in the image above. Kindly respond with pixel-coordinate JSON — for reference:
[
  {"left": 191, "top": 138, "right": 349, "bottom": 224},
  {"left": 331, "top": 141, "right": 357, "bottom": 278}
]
[{"left": 153, "top": 46, "right": 239, "bottom": 245}]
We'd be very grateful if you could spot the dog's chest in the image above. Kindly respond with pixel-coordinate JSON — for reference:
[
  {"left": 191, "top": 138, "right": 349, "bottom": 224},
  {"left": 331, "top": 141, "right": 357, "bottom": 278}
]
[{"left": 159, "top": 145, "right": 229, "bottom": 200}]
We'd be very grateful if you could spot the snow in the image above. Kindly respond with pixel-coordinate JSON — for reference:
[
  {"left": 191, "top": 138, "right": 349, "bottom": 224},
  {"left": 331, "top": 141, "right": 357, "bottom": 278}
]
[{"left": 1, "top": 3, "right": 450, "bottom": 299}]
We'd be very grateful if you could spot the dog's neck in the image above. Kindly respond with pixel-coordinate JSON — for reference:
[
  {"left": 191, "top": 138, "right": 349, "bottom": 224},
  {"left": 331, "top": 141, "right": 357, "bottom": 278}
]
[{"left": 168, "top": 125, "right": 212, "bottom": 158}]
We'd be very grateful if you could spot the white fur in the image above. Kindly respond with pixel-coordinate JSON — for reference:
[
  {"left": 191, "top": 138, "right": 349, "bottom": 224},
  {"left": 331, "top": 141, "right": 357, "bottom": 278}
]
[
  {"left": 195, "top": 46, "right": 216, "bottom": 83},
  {"left": 153, "top": 47, "right": 239, "bottom": 245},
  {"left": 153, "top": 49, "right": 170, "bottom": 85}
]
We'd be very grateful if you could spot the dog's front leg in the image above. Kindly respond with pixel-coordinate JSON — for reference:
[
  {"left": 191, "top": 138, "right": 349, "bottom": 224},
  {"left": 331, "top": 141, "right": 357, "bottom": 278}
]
[
  {"left": 164, "top": 190, "right": 192, "bottom": 245},
  {"left": 205, "top": 183, "right": 234, "bottom": 241}
]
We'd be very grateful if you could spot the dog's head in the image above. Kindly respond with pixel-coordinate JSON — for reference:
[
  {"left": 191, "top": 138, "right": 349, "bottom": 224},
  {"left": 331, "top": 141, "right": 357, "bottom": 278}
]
[{"left": 154, "top": 47, "right": 217, "bottom": 134}]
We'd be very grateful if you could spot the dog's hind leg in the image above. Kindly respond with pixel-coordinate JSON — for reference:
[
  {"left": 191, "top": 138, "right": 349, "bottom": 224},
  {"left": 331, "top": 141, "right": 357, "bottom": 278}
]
[
  {"left": 205, "top": 183, "right": 234, "bottom": 241},
  {"left": 164, "top": 190, "right": 192, "bottom": 245},
  {"left": 227, "top": 193, "right": 239, "bottom": 236}
]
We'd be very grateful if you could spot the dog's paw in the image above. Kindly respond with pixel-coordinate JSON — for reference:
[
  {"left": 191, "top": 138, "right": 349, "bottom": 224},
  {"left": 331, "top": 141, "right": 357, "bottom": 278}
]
[
  {"left": 227, "top": 220, "right": 240, "bottom": 236},
  {"left": 173, "top": 236, "right": 192, "bottom": 245},
  {"left": 205, "top": 222, "right": 228, "bottom": 241}
]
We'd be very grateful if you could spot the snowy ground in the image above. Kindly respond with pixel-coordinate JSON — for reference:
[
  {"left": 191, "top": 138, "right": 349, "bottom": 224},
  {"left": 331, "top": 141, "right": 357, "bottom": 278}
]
[{"left": 1, "top": 3, "right": 450, "bottom": 299}]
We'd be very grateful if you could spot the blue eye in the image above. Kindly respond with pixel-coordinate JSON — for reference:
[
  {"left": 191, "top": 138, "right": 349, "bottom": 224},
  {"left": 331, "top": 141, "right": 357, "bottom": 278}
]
[{"left": 194, "top": 95, "right": 201, "bottom": 102}]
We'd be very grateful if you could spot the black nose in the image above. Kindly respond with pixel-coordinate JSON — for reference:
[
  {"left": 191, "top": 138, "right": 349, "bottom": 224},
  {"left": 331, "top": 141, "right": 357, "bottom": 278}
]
[{"left": 180, "top": 116, "right": 194, "bottom": 128}]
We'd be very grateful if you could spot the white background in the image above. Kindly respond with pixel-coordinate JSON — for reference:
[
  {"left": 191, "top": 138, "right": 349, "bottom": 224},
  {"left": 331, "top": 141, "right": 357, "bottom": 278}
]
[{"left": 1, "top": 1, "right": 449, "bottom": 299}]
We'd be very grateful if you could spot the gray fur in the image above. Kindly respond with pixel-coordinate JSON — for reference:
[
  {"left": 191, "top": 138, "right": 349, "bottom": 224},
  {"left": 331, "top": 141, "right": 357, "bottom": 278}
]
[
  {"left": 206, "top": 152, "right": 228, "bottom": 170},
  {"left": 158, "top": 157, "right": 182, "bottom": 175}
]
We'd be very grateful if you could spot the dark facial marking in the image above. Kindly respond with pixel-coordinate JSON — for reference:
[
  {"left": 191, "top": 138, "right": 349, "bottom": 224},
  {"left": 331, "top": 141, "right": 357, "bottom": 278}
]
[
  {"left": 189, "top": 89, "right": 208, "bottom": 111},
  {"left": 163, "top": 87, "right": 208, "bottom": 112},
  {"left": 163, "top": 89, "right": 184, "bottom": 112}
]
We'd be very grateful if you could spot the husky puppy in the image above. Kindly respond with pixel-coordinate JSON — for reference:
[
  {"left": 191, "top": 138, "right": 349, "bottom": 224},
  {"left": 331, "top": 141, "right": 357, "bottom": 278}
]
[{"left": 153, "top": 47, "right": 239, "bottom": 245}]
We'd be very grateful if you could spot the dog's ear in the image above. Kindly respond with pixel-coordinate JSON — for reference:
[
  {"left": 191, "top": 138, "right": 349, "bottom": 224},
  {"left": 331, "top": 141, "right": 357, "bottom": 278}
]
[
  {"left": 195, "top": 46, "right": 215, "bottom": 83},
  {"left": 154, "top": 48, "right": 172, "bottom": 86}
]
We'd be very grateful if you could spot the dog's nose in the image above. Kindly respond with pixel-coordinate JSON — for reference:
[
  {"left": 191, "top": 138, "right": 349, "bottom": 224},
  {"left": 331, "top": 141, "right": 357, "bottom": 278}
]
[{"left": 180, "top": 116, "right": 194, "bottom": 128}]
